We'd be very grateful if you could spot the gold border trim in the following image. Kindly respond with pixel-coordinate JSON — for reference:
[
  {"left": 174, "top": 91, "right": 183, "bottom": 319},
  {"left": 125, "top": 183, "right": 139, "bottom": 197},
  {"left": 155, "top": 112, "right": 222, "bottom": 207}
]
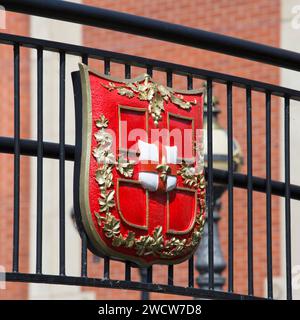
[
  {"left": 167, "top": 112, "right": 195, "bottom": 162},
  {"left": 166, "top": 186, "right": 197, "bottom": 235},
  {"left": 116, "top": 178, "right": 149, "bottom": 231},
  {"left": 118, "top": 104, "right": 148, "bottom": 154}
]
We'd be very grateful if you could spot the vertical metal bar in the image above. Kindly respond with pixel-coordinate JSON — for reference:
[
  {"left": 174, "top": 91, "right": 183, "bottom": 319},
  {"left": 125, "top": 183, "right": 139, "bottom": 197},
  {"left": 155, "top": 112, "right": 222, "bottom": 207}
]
[
  {"left": 168, "top": 266, "right": 174, "bottom": 286},
  {"left": 206, "top": 79, "right": 214, "bottom": 290},
  {"left": 139, "top": 268, "right": 149, "bottom": 300},
  {"left": 12, "top": 44, "right": 20, "bottom": 273},
  {"left": 187, "top": 75, "right": 194, "bottom": 288},
  {"left": 59, "top": 51, "right": 66, "bottom": 276},
  {"left": 125, "top": 64, "right": 131, "bottom": 80},
  {"left": 124, "top": 63, "right": 131, "bottom": 282},
  {"left": 103, "top": 257, "right": 110, "bottom": 279},
  {"left": 227, "top": 82, "right": 234, "bottom": 292},
  {"left": 246, "top": 87, "right": 254, "bottom": 295},
  {"left": 82, "top": 54, "right": 88, "bottom": 65},
  {"left": 284, "top": 96, "right": 292, "bottom": 300},
  {"left": 166, "top": 70, "right": 174, "bottom": 286},
  {"left": 146, "top": 66, "right": 153, "bottom": 77},
  {"left": 103, "top": 57, "right": 111, "bottom": 279},
  {"left": 36, "top": 48, "right": 43, "bottom": 274},
  {"left": 143, "top": 66, "right": 154, "bottom": 286},
  {"left": 188, "top": 257, "right": 194, "bottom": 288},
  {"left": 125, "top": 263, "right": 131, "bottom": 281},
  {"left": 81, "top": 232, "right": 87, "bottom": 277},
  {"left": 265, "top": 91, "right": 273, "bottom": 298},
  {"left": 104, "top": 58, "right": 110, "bottom": 75},
  {"left": 147, "top": 266, "right": 153, "bottom": 283},
  {"left": 81, "top": 54, "right": 88, "bottom": 277},
  {"left": 166, "top": 70, "right": 172, "bottom": 87}
]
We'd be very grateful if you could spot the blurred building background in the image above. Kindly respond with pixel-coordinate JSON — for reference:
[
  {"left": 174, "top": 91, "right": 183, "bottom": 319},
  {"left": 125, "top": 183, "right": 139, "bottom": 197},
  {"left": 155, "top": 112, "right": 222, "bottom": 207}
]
[{"left": 0, "top": 0, "right": 300, "bottom": 299}]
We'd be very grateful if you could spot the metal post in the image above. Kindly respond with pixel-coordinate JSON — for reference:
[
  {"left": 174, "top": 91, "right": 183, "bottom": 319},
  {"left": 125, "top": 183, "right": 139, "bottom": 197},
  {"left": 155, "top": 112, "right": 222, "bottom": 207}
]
[
  {"left": 196, "top": 188, "right": 226, "bottom": 291},
  {"left": 139, "top": 268, "right": 150, "bottom": 300}
]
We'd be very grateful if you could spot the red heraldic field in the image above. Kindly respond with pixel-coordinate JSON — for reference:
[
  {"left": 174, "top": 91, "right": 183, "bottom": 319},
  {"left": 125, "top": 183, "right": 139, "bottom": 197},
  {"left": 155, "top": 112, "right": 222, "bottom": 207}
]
[{"left": 72, "top": 63, "right": 206, "bottom": 266}]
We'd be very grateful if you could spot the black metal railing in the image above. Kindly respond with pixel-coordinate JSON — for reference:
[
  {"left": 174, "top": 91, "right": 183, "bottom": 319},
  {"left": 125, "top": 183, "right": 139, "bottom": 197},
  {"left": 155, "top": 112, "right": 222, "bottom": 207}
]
[{"left": 0, "top": 0, "right": 299, "bottom": 300}]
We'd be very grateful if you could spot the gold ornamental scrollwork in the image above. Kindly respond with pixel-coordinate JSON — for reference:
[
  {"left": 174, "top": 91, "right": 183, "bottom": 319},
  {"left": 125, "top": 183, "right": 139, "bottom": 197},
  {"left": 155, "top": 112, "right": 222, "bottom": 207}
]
[{"left": 101, "top": 75, "right": 197, "bottom": 126}]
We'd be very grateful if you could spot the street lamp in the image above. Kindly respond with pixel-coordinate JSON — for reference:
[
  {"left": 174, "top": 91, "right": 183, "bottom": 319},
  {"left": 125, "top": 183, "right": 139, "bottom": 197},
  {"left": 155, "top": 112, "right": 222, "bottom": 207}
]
[{"left": 196, "top": 88, "right": 243, "bottom": 290}]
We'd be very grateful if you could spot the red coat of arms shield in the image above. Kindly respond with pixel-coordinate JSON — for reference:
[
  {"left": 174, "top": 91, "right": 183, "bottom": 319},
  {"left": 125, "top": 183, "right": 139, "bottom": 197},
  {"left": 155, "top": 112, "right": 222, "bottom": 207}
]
[{"left": 72, "top": 63, "right": 206, "bottom": 266}]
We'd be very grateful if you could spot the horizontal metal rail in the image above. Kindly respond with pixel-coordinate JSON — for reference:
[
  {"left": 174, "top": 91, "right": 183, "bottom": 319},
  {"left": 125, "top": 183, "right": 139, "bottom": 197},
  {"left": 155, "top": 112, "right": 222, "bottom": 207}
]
[
  {"left": 2, "top": 0, "right": 300, "bottom": 72},
  {"left": 1, "top": 136, "right": 300, "bottom": 201},
  {"left": 5, "top": 272, "right": 264, "bottom": 300},
  {"left": 0, "top": 137, "right": 75, "bottom": 161},
  {"left": 0, "top": 33, "right": 300, "bottom": 101}
]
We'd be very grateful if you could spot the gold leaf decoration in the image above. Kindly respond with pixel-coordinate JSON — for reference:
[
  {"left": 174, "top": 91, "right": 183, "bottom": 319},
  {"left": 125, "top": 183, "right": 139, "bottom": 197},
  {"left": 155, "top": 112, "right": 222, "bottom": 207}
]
[
  {"left": 124, "top": 231, "right": 136, "bottom": 248},
  {"left": 101, "top": 82, "right": 116, "bottom": 91},
  {"left": 164, "top": 237, "right": 187, "bottom": 257},
  {"left": 93, "top": 127, "right": 115, "bottom": 164},
  {"left": 156, "top": 163, "right": 171, "bottom": 182},
  {"left": 101, "top": 75, "right": 197, "bottom": 126},
  {"left": 178, "top": 138, "right": 205, "bottom": 183},
  {"left": 135, "top": 226, "right": 164, "bottom": 256},
  {"left": 135, "top": 236, "right": 152, "bottom": 256},
  {"left": 116, "top": 154, "right": 135, "bottom": 178},
  {"left": 190, "top": 231, "right": 202, "bottom": 247},
  {"left": 94, "top": 130, "right": 113, "bottom": 146},
  {"left": 103, "top": 212, "right": 120, "bottom": 238},
  {"left": 96, "top": 114, "right": 109, "bottom": 129},
  {"left": 99, "top": 190, "right": 115, "bottom": 213},
  {"left": 177, "top": 162, "right": 198, "bottom": 188},
  {"left": 95, "top": 164, "right": 113, "bottom": 190},
  {"left": 112, "top": 234, "right": 124, "bottom": 247},
  {"left": 117, "top": 87, "right": 135, "bottom": 98}
]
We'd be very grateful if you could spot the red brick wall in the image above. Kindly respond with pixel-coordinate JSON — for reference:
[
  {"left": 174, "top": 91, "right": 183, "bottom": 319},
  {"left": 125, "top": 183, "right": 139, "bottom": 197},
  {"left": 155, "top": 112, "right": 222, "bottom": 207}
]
[
  {"left": 0, "top": 12, "right": 30, "bottom": 299},
  {"left": 82, "top": 0, "right": 281, "bottom": 299}
]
